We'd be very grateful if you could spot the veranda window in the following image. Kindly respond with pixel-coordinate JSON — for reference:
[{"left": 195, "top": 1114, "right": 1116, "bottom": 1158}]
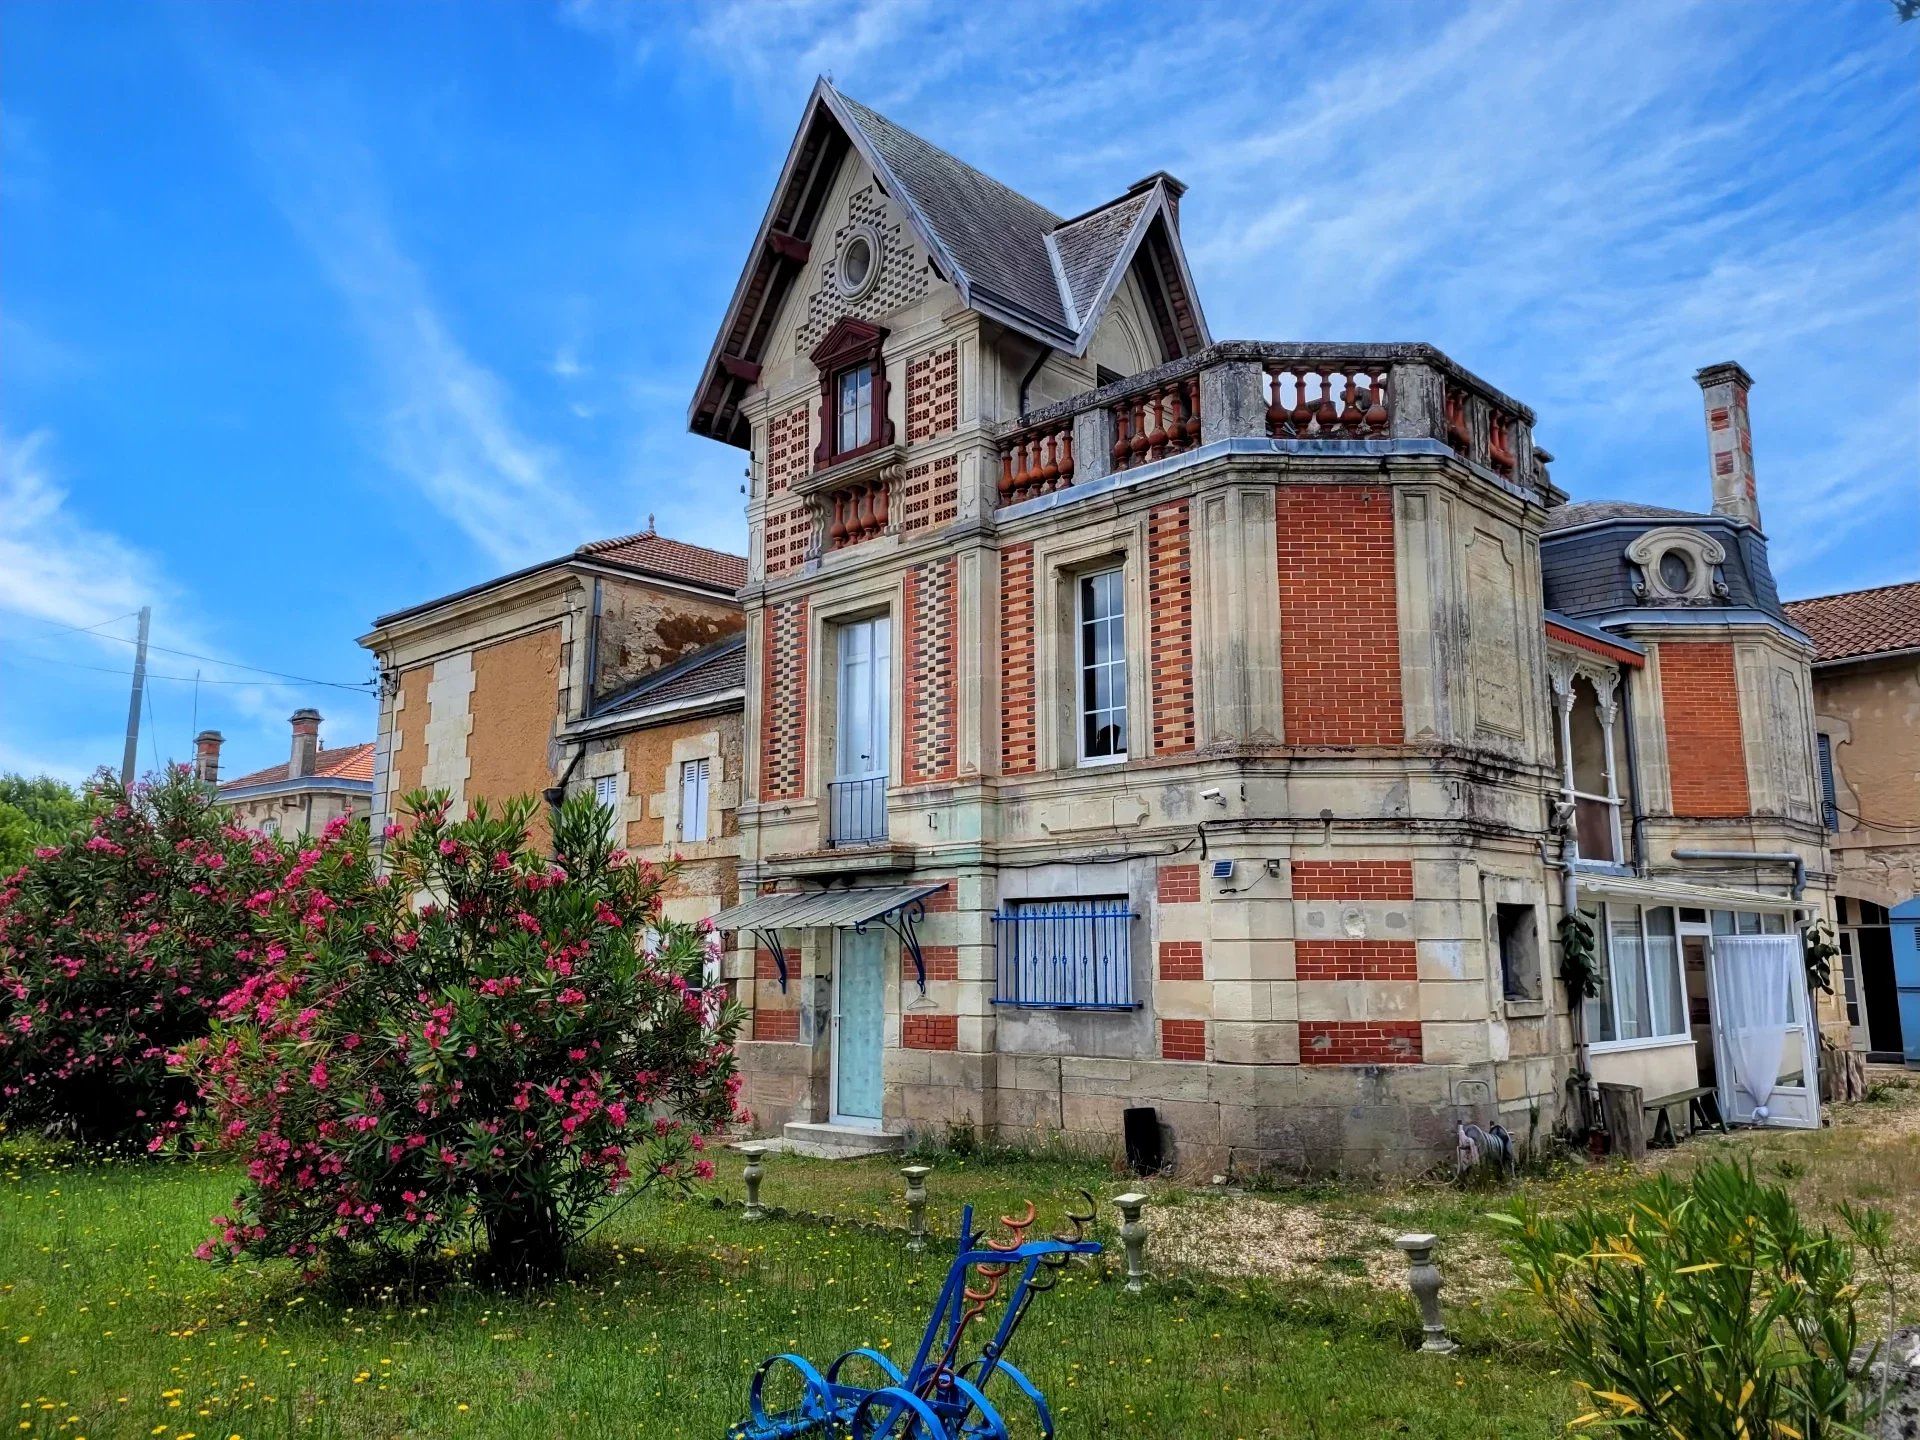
[{"left": 1585, "top": 903, "right": 1686, "bottom": 1045}]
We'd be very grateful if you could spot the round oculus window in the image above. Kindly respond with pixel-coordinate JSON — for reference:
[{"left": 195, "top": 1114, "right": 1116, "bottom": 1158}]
[
  {"left": 834, "top": 227, "right": 881, "bottom": 298},
  {"left": 1658, "top": 548, "right": 1694, "bottom": 594}
]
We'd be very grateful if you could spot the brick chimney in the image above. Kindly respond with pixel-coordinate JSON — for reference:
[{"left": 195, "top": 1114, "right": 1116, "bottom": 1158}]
[
  {"left": 1694, "top": 362, "right": 1760, "bottom": 528},
  {"left": 193, "top": 730, "right": 223, "bottom": 785},
  {"left": 289, "top": 709, "right": 321, "bottom": 779}
]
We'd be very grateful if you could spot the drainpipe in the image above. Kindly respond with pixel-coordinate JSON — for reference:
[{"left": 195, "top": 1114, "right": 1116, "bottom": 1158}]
[
  {"left": 1620, "top": 675, "right": 1648, "bottom": 874},
  {"left": 1670, "top": 849, "right": 1807, "bottom": 901},
  {"left": 544, "top": 746, "right": 587, "bottom": 857},
  {"left": 1015, "top": 345, "right": 1052, "bottom": 420}
]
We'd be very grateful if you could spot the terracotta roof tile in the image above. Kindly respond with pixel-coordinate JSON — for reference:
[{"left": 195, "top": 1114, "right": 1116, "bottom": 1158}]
[
  {"left": 220, "top": 742, "right": 376, "bottom": 792},
  {"left": 577, "top": 531, "right": 746, "bottom": 593},
  {"left": 1784, "top": 581, "right": 1920, "bottom": 663}
]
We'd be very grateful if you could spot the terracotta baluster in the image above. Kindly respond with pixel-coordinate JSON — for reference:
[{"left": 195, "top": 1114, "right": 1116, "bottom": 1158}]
[
  {"left": 1184, "top": 377, "right": 1201, "bottom": 448},
  {"left": 1130, "top": 395, "right": 1151, "bottom": 468},
  {"left": 1145, "top": 388, "right": 1167, "bottom": 461},
  {"left": 1264, "top": 362, "right": 1287, "bottom": 436},
  {"left": 1365, "top": 370, "right": 1388, "bottom": 433},
  {"left": 1315, "top": 370, "right": 1340, "bottom": 431},
  {"left": 1039, "top": 433, "right": 1058, "bottom": 488},
  {"left": 999, "top": 445, "right": 1017, "bottom": 500},
  {"left": 1111, "top": 404, "right": 1131, "bottom": 472},
  {"left": 1291, "top": 371, "right": 1314, "bottom": 434},
  {"left": 874, "top": 481, "right": 889, "bottom": 531},
  {"left": 1339, "top": 373, "right": 1363, "bottom": 434},
  {"left": 1058, "top": 428, "right": 1074, "bottom": 483}
]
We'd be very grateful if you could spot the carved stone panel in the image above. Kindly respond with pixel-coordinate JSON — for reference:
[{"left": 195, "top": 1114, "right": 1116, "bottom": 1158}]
[{"left": 1465, "top": 529, "right": 1524, "bottom": 738}]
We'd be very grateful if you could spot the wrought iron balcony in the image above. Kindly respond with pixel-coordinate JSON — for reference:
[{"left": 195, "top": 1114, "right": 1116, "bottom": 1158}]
[{"left": 827, "top": 774, "right": 889, "bottom": 848}]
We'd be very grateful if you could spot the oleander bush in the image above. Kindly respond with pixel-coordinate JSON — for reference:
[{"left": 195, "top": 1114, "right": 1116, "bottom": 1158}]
[
  {"left": 0, "top": 766, "right": 292, "bottom": 1147},
  {"left": 174, "top": 788, "right": 744, "bottom": 1280},
  {"left": 1496, "top": 1157, "right": 1890, "bottom": 1437}
]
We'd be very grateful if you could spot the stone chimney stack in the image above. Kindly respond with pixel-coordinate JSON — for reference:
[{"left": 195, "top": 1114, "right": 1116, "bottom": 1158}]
[
  {"left": 289, "top": 709, "right": 321, "bottom": 779},
  {"left": 1695, "top": 362, "right": 1760, "bottom": 529},
  {"left": 193, "top": 730, "right": 223, "bottom": 786}
]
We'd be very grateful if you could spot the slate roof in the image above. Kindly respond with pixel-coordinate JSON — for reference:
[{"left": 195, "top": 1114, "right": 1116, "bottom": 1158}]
[
  {"left": 576, "top": 531, "right": 747, "bottom": 592},
  {"left": 1543, "top": 500, "right": 1714, "bottom": 532},
  {"left": 1783, "top": 581, "right": 1920, "bottom": 663},
  {"left": 593, "top": 633, "right": 747, "bottom": 718},
  {"left": 689, "top": 80, "right": 1209, "bottom": 446},
  {"left": 220, "top": 742, "right": 375, "bottom": 793}
]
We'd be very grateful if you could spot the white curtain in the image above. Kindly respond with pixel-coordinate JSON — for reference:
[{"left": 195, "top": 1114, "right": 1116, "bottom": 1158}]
[{"left": 1715, "top": 935, "right": 1800, "bottom": 1119}]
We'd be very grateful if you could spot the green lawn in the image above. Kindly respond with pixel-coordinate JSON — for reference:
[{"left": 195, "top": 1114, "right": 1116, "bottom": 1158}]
[{"left": 2, "top": 1146, "right": 1575, "bottom": 1439}]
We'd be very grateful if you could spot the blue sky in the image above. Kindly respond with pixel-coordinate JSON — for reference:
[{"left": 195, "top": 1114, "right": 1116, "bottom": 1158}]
[{"left": 3, "top": 0, "right": 1915, "bottom": 785}]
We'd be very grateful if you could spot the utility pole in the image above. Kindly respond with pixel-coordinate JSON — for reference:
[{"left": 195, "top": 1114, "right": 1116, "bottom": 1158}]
[{"left": 120, "top": 605, "right": 151, "bottom": 786}]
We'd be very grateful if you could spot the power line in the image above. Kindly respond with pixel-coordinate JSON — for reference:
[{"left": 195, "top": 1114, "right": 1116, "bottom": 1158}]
[
  {"left": 34, "top": 609, "right": 140, "bottom": 639},
  {"left": 51, "top": 623, "right": 374, "bottom": 689},
  {"left": 4, "top": 650, "right": 375, "bottom": 691}
]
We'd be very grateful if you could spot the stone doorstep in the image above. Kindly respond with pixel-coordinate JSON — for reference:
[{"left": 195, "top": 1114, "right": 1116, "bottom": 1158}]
[{"left": 779, "top": 1121, "right": 907, "bottom": 1160}]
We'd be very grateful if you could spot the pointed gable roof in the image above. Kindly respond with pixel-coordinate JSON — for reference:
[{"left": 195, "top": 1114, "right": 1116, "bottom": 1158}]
[{"left": 689, "top": 80, "right": 1210, "bottom": 448}]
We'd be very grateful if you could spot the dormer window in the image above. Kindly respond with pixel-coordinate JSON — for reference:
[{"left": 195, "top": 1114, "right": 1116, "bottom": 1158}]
[
  {"left": 836, "top": 363, "right": 875, "bottom": 453},
  {"left": 810, "top": 317, "right": 893, "bottom": 469},
  {"left": 1657, "top": 548, "right": 1694, "bottom": 594},
  {"left": 1625, "top": 526, "right": 1726, "bottom": 606}
]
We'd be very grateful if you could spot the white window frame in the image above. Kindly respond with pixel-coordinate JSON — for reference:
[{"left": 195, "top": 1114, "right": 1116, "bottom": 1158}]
[
  {"left": 678, "top": 758, "right": 710, "bottom": 844},
  {"left": 836, "top": 363, "right": 873, "bottom": 454},
  {"left": 592, "top": 773, "right": 621, "bottom": 843},
  {"left": 1075, "top": 565, "right": 1129, "bottom": 767},
  {"left": 1585, "top": 902, "right": 1689, "bottom": 1051}
]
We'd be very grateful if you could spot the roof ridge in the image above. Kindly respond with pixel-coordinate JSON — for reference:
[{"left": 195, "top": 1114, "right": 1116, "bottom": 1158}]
[{"left": 1784, "top": 578, "right": 1920, "bottom": 605}]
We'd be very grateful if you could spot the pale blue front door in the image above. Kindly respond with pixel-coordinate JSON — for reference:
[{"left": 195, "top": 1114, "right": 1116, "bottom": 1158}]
[{"left": 833, "top": 927, "right": 886, "bottom": 1125}]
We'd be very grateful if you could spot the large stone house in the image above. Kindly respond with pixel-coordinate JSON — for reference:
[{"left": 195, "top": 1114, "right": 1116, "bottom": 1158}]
[
  {"left": 200, "top": 712, "right": 373, "bottom": 837},
  {"left": 1785, "top": 581, "right": 1920, "bottom": 1067},
  {"left": 690, "top": 80, "right": 1839, "bottom": 1171},
  {"left": 357, "top": 527, "right": 748, "bottom": 923}
]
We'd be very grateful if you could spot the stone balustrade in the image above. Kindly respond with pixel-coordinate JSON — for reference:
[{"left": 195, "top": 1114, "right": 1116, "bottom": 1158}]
[{"left": 996, "top": 341, "right": 1544, "bottom": 512}]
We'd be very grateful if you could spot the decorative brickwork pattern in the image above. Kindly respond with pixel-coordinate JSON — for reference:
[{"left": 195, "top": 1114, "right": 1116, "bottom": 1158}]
[
  {"left": 906, "top": 345, "right": 958, "bottom": 444},
  {"left": 1159, "top": 1018, "right": 1207, "bottom": 1061},
  {"left": 902, "top": 558, "right": 958, "bottom": 784},
  {"left": 1295, "top": 940, "right": 1418, "bottom": 980},
  {"left": 1157, "top": 940, "right": 1204, "bottom": 981},
  {"left": 1275, "top": 486, "right": 1403, "bottom": 745},
  {"left": 752, "top": 1008, "right": 799, "bottom": 1043},
  {"left": 759, "top": 599, "right": 809, "bottom": 802},
  {"left": 1659, "top": 641, "right": 1752, "bottom": 817},
  {"left": 905, "top": 945, "right": 959, "bottom": 982},
  {"left": 764, "top": 404, "right": 814, "bottom": 577},
  {"left": 1147, "top": 500, "right": 1196, "bottom": 755},
  {"left": 1157, "top": 864, "right": 1201, "bottom": 904},
  {"left": 795, "top": 186, "right": 929, "bottom": 355},
  {"left": 1290, "top": 859, "right": 1414, "bottom": 900},
  {"left": 1000, "top": 545, "right": 1037, "bottom": 775},
  {"left": 902, "top": 1014, "right": 958, "bottom": 1051},
  {"left": 1300, "top": 1020, "right": 1422, "bottom": 1065},
  {"left": 899, "top": 453, "right": 959, "bottom": 533}
]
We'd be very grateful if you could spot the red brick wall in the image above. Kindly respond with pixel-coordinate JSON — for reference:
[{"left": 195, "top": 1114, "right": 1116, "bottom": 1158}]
[
  {"left": 1000, "top": 545, "right": 1037, "bottom": 775},
  {"left": 902, "top": 1014, "right": 958, "bottom": 1051},
  {"left": 754, "top": 947, "right": 783, "bottom": 981},
  {"left": 1300, "top": 1021, "right": 1421, "bottom": 1064},
  {"left": 905, "top": 945, "right": 959, "bottom": 982},
  {"left": 905, "top": 345, "right": 958, "bottom": 443},
  {"left": 1658, "top": 641, "right": 1752, "bottom": 817},
  {"left": 764, "top": 405, "right": 813, "bottom": 577},
  {"left": 759, "top": 599, "right": 808, "bottom": 802},
  {"left": 1291, "top": 859, "right": 1414, "bottom": 900},
  {"left": 1148, "top": 500, "right": 1196, "bottom": 755},
  {"left": 1157, "top": 940, "right": 1204, "bottom": 980},
  {"left": 752, "top": 1008, "right": 799, "bottom": 1043},
  {"left": 1160, "top": 1018, "right": 1207, "bottom": 1061},
  {"left": 1275, "top": 486, "right": 1402, "bottom": 745},
  {"left": 902, "top": 558, "right": 957, "bottom": 784},
  {"left": 1295, "top": 940, "right": 1417, "bottom": 980},
  {"left": 1157, "top": 864, "right": 1201, "bottom": 903}
]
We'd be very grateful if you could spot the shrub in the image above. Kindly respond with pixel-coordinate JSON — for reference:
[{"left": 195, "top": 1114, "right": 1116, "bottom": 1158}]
[
  {"left": 0, "top": 766, "right": 291, "bottom": 1146},
  {"left": 175, "top": 789, "right": 744, "bottom": 1281},
  {"left": 1495, "top": 1158, "right": 1889, "bottom": 1436}
]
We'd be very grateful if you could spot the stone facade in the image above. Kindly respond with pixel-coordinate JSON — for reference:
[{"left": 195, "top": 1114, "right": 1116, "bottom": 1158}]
[{"left": 690, "top": 82, "right": 1839, "bottom": 1173}]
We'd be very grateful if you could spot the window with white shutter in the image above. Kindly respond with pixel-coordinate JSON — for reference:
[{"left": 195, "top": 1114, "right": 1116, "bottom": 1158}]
[{"left": 679, "top": 759, "right": 710, "bottom": 843}]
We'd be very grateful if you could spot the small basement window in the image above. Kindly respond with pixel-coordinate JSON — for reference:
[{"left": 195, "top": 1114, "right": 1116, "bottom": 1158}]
[
  {"left": 1497, "top": 902, "right": 1541, "bottom": 1002},
  {"left": 992, "top": 897, "right": 1138, "bottom": 1009}
]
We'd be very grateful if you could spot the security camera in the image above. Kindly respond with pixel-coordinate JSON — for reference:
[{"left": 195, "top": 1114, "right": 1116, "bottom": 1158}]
[{"left": 1200, "top": 787, "right": 1226, "bottom": 804}]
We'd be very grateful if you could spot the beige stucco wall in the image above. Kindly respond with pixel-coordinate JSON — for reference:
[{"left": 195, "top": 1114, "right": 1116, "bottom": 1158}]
[
  {"left": 224, "top": 788, "right": 364, "bottom": 838},
  {"left": 1815, "top": 653, "right": 1920, "bottom": 908}
]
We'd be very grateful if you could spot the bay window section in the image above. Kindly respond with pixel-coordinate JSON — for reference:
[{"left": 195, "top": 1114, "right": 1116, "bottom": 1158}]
[
  {"left": 1077, "top": 566, "right": 1128, "bottom": 764},
  {"left": 1584, "top": 903, "right": 1688, "bottom": 1047}
]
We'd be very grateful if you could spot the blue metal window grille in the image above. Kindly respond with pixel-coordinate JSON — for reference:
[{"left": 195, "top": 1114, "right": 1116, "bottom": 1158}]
[
  {"left": 1816, "top": 732, "right": 1839, "bottom": 832},
  {"left": 992, "top": 898, "right": 1138, "bottom": 1009}
]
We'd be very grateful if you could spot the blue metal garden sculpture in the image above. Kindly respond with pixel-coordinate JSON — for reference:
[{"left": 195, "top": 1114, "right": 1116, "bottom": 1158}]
[{"left": 728, "top": 1192, "right": 1101, "bottom": 1439}]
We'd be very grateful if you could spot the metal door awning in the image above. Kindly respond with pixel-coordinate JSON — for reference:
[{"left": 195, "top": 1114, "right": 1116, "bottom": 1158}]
[
  {"left": 709, "top": 883, "right": 947, "bottom": 995},
  {"left": 1573, "top": 873, "right": 1803, "bottom": 914}
]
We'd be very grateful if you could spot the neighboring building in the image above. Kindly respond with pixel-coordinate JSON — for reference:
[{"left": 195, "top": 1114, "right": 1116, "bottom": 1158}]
[
  {"left": 689, "top": 80, "right": 1838, "bottom": 1171},
  {"left": 356, "top": 525, "right": 748, "bottom": 892},
  {"left": 202, "top": 711, "right": 374, "bottom": 837},
  {"left": 1785, "top": 580, "right": 1920, "bottom": 1066}
]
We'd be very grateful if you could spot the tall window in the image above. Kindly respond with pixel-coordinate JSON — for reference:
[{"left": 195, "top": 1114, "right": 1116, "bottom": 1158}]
[
  {"left": 1584, "top": 903, "right": 1686, "bottom": 1045},
  {"left": 836, "top": 364, "right": 874, "bottom": 454},
  {"left": 592, "top": 774, "right": 620, "bottom": 843},
  {"left": 679, "top": 758, "right": 710, "bottom": 844},
  {"left": 1077, "top": 566, "right": 1127, "bottom": 764}
]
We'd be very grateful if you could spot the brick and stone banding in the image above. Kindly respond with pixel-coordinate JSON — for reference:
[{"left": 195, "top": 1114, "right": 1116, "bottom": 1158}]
[
  {"left": 1659, "top": 641, "right": 1752, "bottom": 816},
  {"left": 999, "top": 545, "right": 1037, "bottom": 774},
  {"left": 1147, "top": 499, "right": 1195, "bottom": 755},
  {"left": 1159, "top": 1017, "right": 1207, "bottom": 1061},
  {"left": 1299, "top": 1020, "right": 1422, "bottom": 1065},
  {"left": 759, "top": 599, "right": 808, "bottom": 801},
  {"left": 1275, "top": 485, "right": 1403, "bottom": 745},
  {"left": 902, "top": 1014, "right": 958, "bottom": 1051}
]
